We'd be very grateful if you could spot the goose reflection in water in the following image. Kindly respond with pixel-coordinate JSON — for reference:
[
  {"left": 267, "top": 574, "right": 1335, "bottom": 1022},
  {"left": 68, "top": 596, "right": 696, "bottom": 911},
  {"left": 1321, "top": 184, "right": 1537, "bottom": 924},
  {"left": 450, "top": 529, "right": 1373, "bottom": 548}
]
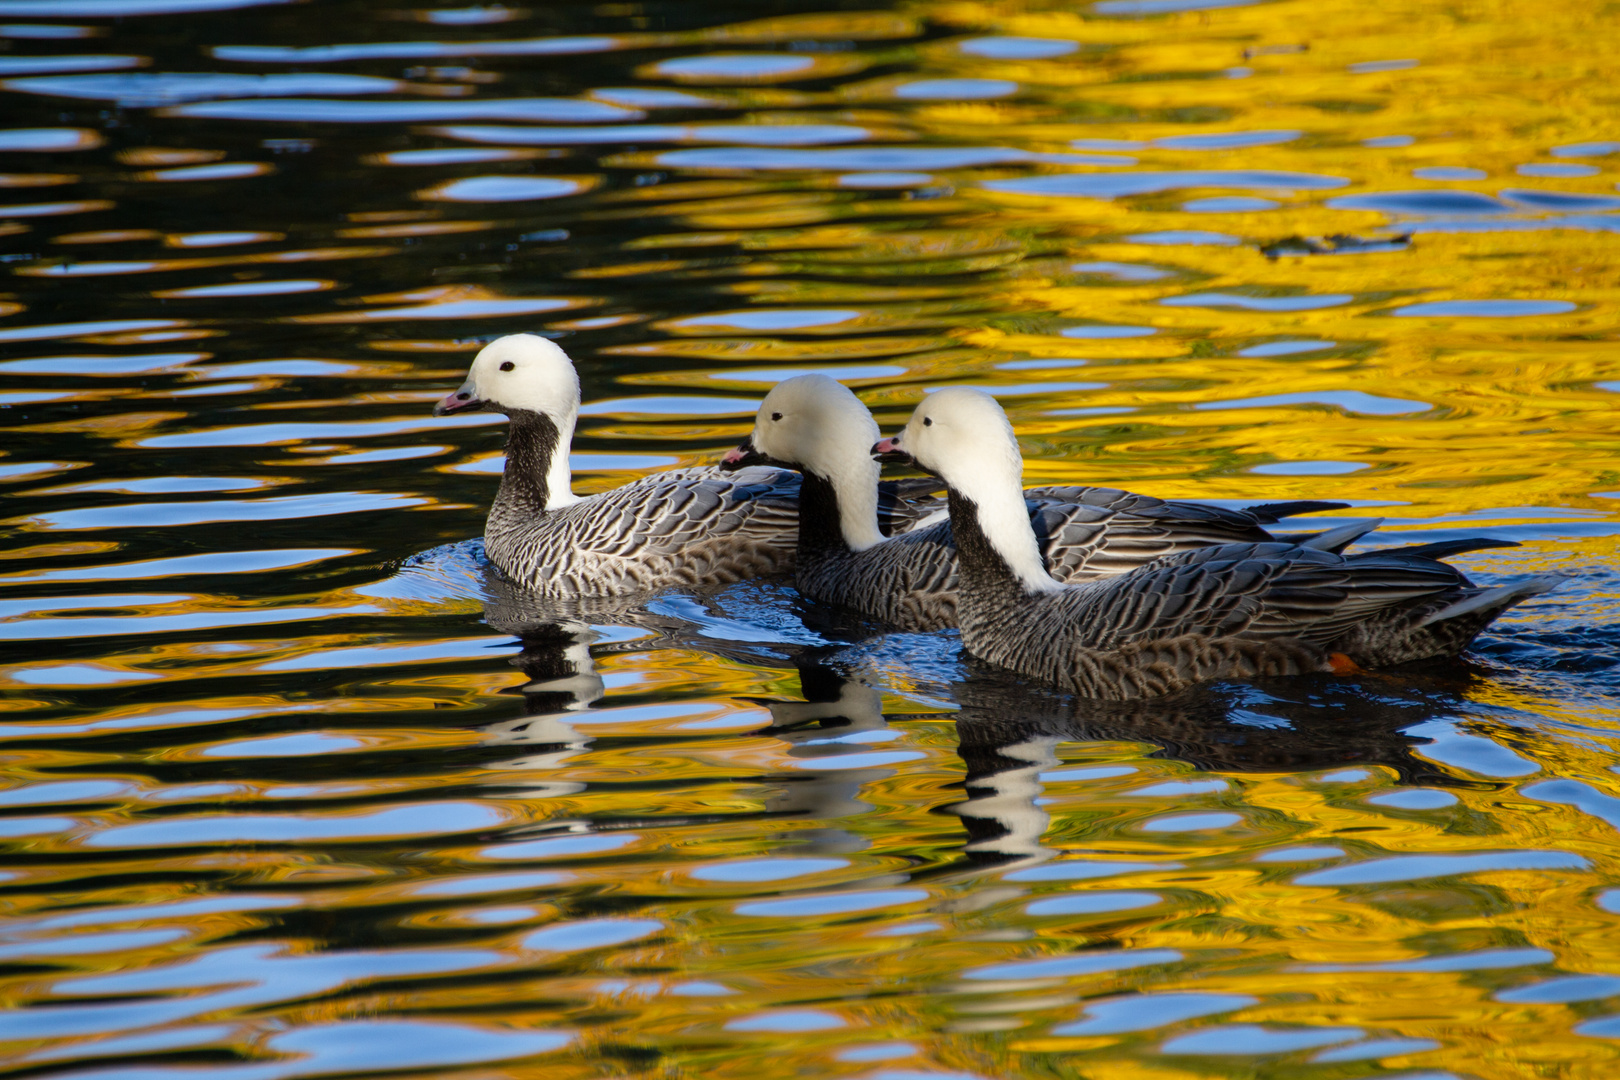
[
  {"left": 484, "top": 620, "right": 918, "bottom": 849},
  {"left": 468, "top": 554, "right": 1500, "bottom": 877},
  {"left": 471, "top": 564, "right": 694, "bottom": 801},
  {"left": 739, "top": 658, "right": 1495, "bottom": 870},
  {"left": 480, "top": 622, "right": 601, "bottom": 795},
  {"left": 945, "top": 671, "right": 1489, "bottom": 868},
  {"left": 476, "top": 568, "right": 870, "bottom": 827},
  {"left": 740, "top": 652, "right": 915, "bottom": 830},
  {"left": 727, "top": 654, "right": 1491, "bottom": 875}
]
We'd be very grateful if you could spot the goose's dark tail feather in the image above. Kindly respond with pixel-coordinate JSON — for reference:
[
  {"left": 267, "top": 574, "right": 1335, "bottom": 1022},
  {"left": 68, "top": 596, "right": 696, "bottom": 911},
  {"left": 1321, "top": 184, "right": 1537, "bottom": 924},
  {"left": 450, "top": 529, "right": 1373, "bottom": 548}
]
[
  {"left": 1378, "top": 537, "right": 1521, "bottom": 562},
  {"left": 1243, "top": 500, "right": 1351, "bottom": 523},
  {"left": 1297, "top": 518, "right": 1382, "bottom": 553},
  {"left": 1417, "top": 575, "right": 1560, "bottom": 630},
  {"left": 1354, "top": 574, "right": 1561, "bottom": 666}
]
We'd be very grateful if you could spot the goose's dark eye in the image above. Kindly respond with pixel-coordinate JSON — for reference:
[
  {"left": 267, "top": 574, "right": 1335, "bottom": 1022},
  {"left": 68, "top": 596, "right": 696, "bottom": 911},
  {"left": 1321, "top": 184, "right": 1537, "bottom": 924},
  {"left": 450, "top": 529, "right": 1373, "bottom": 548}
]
[
  {"left": 499, "top": 361, "right": 515, "bottom": 372},
  {"left": 922, "top": 416, "right": 932, "bottom": 426},
  {"left": 770, "top": 412, "right": 782, "bottom": 421}
]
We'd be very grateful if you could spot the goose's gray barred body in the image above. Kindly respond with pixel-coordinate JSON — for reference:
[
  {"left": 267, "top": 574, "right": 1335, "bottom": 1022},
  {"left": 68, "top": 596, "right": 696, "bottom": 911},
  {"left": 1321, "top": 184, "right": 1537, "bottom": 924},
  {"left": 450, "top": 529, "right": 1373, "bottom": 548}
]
[
  {"left": 433, "top": 334, "right": 808, "bottom": 596},
  {"left": 878, "top": 387, "right": 1558, "bottom": 699},
  {"left": 723, "top": 374, "right": 1348, "bottom": 632}
]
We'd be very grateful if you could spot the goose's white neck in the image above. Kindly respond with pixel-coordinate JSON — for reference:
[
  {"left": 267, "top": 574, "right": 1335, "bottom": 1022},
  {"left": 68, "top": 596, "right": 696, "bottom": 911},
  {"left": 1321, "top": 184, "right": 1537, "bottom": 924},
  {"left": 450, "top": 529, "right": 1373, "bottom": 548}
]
[
  {"left": 956, "top": 472, "right": 1061, "bottom": 594},
  {"left": 750, "top": 374, "right": 884, "bottom": 551},
  {"left": 822, "top": 455, "right": 884, "bottom": 551},
  {"left": 896, "top": 386, "right": 1060, "bottom": 595},
  {"left": 543, "top": 413, "right": 579, "bottom": 510},
  {"left": 463, "top": 334, "right": 583, "bottom": 510}
]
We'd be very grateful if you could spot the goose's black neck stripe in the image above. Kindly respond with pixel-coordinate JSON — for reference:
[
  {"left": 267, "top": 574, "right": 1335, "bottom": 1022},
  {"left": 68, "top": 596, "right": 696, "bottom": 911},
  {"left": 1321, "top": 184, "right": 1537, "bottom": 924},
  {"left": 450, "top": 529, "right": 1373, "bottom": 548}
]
[
  {"left": 496, "top": 409, "right": 559, "bottom": 518},
  {"left": 948, "top": 487, "right": 1026, "bottom": 596},
  {"left": 797, "top": 470, "right": 852, "bottom": 560}
]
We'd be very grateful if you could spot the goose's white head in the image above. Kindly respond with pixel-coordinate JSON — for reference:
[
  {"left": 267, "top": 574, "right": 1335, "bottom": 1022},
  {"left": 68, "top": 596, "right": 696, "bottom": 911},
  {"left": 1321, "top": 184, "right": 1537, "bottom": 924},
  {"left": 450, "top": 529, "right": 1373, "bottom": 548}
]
[
  {"left": 874, "top": 387, "right": 1057, "bottom": 592},
  {"left": 433, "top": 333, "right": 582, "bottom": 509},
  {"left": 720, "top": 374, "right": 885, "bottom": 549},
  {"left": 433, "top": 334, "right": 580, "bottom": 422}
]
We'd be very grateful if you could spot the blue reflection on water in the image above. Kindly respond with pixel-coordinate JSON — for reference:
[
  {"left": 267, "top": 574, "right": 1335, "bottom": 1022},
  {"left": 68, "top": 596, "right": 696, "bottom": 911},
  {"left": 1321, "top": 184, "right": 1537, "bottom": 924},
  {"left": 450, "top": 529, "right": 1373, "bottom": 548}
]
[
  {"left": 1054, "top": 992, "right": 1256, "bottom": 1035},
  {"left": 1328, "top": 189, "right": 1511, "bottom": 213},
  {"left": 1156, "top": 129, "right": 1299, "bottom": 149},
  {"left": 1196, "top": 390, "right": 1429, "bottom": 415},
  {"left": 1295, "top": 852, "right": 1585, "bottom": 886},
  {"left": 1391, "top": 300, "right": 1575, "bottom": 317},
  {"left": 1366, "top": 789, "right": 1459, "bottom": 809},
  {"left": 1162, "top": 291, "right": 1352, "bottom": 311},
  {"left": 959, "top": 37, "right": 1077, "bottom": 59}
]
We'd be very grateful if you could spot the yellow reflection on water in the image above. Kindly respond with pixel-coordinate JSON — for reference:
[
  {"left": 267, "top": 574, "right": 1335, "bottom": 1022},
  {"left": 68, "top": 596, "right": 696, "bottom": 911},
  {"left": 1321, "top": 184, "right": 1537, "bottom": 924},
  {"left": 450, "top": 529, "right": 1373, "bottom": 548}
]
[{"left": 3, "top": 0, "right": 1620, "bottom": 1077}]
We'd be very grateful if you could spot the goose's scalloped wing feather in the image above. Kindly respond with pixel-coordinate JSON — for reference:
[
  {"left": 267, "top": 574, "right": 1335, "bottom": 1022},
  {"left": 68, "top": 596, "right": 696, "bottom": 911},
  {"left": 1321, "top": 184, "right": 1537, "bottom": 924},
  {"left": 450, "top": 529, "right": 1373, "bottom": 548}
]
[
  {"left": 1027, "top": 485, "right": 1346, "bottom": 526},
  {"left": 1240, "top": 544, "right": 1481, "bottom": 644},
  {"left": 492, "top": 467, "right": 799, "bottom": 593},
  {"left": 1025, "top": 485, "right": 1171, "bottom": 515},
  {"left": 796, "top": 492, "right": 1314, "bottom": 629},
  {"left": 607, "top": 467, "right": 799, "bottom": 553},
  {"left": 794, "top": 483, "right": 1348, "bottom": 630},
  {"left": 1039, "top": 542, "right": 1472, "bottom": 651},
  {"left": 1028, "top": 489, "right": 1275, "bottom": 581},
  {"left": 643, "top": 467, "right": 944, "bottom": 538}
]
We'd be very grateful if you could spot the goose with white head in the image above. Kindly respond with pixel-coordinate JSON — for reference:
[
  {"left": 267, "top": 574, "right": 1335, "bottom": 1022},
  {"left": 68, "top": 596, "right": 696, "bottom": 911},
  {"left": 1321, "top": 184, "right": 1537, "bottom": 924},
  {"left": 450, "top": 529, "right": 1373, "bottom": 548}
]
[
  {"left": 875, "top": 387, "right": 1557, "bottom": 699},
  {"left": 434, "top": 334, "right": 801, "bottom": 596},
  {"left": 722, "top": 375, "right": 1356, "bottom": 632}
]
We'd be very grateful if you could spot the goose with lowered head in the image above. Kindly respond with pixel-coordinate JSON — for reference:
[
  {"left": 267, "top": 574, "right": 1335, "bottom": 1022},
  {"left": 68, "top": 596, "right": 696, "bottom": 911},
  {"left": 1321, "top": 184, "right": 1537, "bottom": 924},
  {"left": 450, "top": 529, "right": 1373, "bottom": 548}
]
[
  {"left": 721, "top": 373, "right": 1354, "bottom": 632},
  {"left": 432, "top": 334, "right": 807, "bottom": 596},
  {"left": 873, "top": 387, "right": 1557, "bottom": 698}
]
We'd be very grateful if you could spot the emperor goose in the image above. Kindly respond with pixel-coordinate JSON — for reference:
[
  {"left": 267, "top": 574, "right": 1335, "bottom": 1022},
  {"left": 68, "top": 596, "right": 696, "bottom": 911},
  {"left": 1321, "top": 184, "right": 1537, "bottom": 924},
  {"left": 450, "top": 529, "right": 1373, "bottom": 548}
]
[
  {"left": 432, "top": 335, "right": 937, "bottom": 596},
  {"left": 872, "top": 387, "right": 1556, "bottom": 699},
  {"left": 721, "top": 373, "right": 1353, "bottom": 631}
]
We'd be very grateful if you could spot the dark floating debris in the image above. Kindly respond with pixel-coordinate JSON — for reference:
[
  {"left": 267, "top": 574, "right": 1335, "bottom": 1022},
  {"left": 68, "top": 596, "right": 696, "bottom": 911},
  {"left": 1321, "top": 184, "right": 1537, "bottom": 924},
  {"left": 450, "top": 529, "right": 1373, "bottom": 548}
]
[
  {"left": 1260, "top": 232, "right": 1412, "bottom": 258},
  {"left": 1243, "top": 42, "right": 1310, "bottom": 59}
]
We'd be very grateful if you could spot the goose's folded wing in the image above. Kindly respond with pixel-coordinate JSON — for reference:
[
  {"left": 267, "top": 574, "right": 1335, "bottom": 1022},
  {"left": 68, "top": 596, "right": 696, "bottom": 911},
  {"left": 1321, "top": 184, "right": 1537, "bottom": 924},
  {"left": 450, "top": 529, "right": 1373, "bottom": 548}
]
[
  {"left": 1041, "top": 541, "right": 1468, "bottom": 650},
  {"left": 1028, "top": 501, "right": 1127, "bottom": 580},
  {"left": 1025, "top": 485, "right": 1167, "bottom": 515},
  {"left": 674, "top": 466, "right": 946, "bottom": 539},
  {"left": 594, "top": 471, "right": 799, "bottom": 556},
  {"left": 1072, "top": 542, "right": 1474, "bottom": 647},
  {"left": 1027, "top": 485, "right": 1346, "bottom": 527},
  {"left": 1045, "top": 548, "right": 1289, "bottom": 650},
  {"left": 657, "top": 464, "right": 796, "bottom": 484},
  {"left": 1030, "top": 495, "right": 1276, "bottom": 580},
  {"left": 1028, "top": 486, "right": 1346, "bottom": 542},
  {"left": 1242, "top": 548, "right": 1479, "bottom": 644}
]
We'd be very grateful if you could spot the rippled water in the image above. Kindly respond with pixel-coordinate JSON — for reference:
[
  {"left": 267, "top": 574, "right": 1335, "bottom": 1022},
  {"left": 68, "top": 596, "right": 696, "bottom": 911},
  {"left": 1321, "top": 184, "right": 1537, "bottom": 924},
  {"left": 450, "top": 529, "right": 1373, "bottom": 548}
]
[{"left": 2, "top": 0, "right": 1619, "bottom": 1077}]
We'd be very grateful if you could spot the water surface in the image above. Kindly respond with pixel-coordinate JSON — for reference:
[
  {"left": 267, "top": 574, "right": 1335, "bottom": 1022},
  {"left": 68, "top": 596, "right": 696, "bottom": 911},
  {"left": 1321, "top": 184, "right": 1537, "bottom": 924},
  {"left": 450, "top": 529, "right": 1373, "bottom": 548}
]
[{"left": 2, "top": 1, "right": 1619, "bottom": 1078}]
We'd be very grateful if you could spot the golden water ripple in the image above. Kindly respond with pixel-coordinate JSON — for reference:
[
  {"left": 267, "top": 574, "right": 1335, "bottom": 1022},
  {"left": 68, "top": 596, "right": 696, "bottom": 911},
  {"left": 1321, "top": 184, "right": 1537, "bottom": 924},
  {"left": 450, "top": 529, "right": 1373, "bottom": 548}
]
[{"left": 0, "top": 0, "right": 1618, "bottom": 1078}]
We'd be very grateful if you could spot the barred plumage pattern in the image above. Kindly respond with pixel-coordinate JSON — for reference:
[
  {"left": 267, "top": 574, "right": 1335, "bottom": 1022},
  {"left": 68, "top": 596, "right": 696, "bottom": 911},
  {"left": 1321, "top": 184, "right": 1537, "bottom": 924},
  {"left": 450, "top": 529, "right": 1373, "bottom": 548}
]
[
  {"left": 887, "top": 386, "right": 1555, "bottom": 701},
  {"left": 437, "top": 335, "right": 960, "bottom": 599},
  {"left": 954, "top": 525, "right": 1553, "bottom": 699},
  {"left": 483, "top": 463, "right": 944, "bottom": 598},
  {"left": 484, "top": 465, "right": 802, "bottom": 596},
  {"left": 795, "top": 484, "right": 1338, "bottom": 632}
]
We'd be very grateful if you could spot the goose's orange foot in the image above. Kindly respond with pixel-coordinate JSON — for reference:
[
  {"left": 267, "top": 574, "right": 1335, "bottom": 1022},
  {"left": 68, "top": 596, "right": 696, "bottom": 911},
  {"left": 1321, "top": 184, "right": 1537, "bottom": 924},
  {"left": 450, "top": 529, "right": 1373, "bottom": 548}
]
[{"left": 1327, "top": 652, "right": 1365, "bottom": 675}]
